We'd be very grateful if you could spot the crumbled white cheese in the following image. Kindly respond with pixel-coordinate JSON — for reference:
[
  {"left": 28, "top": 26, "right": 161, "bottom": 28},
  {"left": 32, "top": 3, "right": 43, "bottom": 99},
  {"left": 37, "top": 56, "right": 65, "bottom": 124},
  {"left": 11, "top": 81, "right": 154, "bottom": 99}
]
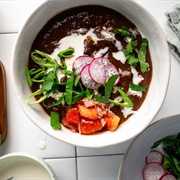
[
  {"left": 112, "top": 51, "right": 126, "bottom": 64},
  {"left": 121, "top": 107, "right": 135, "bottom": 118},
  {"left": 131, "top": 66, "right": 144, "bottom": 85}
]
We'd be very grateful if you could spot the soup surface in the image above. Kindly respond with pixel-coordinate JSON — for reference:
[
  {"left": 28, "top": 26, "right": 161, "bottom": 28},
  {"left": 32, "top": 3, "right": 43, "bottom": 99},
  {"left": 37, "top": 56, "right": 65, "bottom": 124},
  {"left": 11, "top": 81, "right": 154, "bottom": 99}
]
[{"left": 27, "top": 5, "right": 152, "bottom": 134}]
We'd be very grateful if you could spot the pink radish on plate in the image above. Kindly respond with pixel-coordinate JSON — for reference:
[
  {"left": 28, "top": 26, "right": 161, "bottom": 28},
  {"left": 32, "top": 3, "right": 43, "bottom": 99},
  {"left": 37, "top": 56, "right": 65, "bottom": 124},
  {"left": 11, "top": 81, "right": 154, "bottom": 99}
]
[
  {"left": 146, "top": 150, "right": 163, "bottom": 164},
  {"left": 143, "top": 162, "right": 165, "bottom": 180}
]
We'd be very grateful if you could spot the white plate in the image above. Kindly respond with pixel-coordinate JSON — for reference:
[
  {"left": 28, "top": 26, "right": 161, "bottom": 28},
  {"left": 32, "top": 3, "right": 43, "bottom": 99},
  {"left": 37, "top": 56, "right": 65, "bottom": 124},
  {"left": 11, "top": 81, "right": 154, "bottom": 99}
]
[{"left": 118, "top": 114, "right": 180, "bottom": 180}]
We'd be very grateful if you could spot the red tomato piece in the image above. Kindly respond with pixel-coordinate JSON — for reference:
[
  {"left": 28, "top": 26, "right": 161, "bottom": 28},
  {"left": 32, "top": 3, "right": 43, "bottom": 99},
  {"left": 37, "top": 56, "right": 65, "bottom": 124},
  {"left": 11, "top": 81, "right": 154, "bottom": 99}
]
[
  {"left": 62, "top": 108, "right": 80, "bottom": 132},
  {"left": 79, "top": 118, "right": 105, "bottom": 134}
]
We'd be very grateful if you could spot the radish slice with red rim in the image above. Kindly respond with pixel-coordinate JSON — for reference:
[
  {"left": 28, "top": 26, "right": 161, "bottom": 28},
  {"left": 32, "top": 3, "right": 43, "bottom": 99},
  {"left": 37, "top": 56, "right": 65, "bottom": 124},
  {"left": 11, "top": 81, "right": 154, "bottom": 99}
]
[
  {"left": 105, "top": 63, "right": 120, "bottom": 84},
  {"left": 143, "top": 162, "right": 165, "bottom": 180},
  {"left": 73, "top": 55, "right": 93, "bottom": 75},
  {"left": 159, "top": 174, "right": 177, "bottom": 180},
  {"left": 89, "top": 57, "right": 107, "bottom": 84},
  {"left": 80, "top": 64, "right": 100, "bottom": 90},
  {"left": 146, "top": 150, "right": 163, "bottom": 164}
]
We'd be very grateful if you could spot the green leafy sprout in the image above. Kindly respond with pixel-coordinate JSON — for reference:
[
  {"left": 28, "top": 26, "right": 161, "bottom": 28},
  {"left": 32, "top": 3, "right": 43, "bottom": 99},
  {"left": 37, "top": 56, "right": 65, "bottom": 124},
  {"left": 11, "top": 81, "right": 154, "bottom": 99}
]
[
  {"left": 114, "top": 27, "right": 150, "bottom": 73},
  {"left": 151, "top": 132, "right": 180, "bottom": 179}
]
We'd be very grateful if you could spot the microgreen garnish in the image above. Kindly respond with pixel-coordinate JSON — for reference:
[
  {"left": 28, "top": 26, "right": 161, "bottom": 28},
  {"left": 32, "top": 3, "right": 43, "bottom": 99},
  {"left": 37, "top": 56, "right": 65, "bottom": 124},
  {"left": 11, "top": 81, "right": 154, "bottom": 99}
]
[
  {"left": 114, "top": 26, "right": 134, "bottom": 38},
  {"left": 50, "top": 111, "right": 61, "bottom": 130},
  {"left": 95, "top": 75, "right": 119, "bottom": 104},
  {"left": 123, "top": 40, "right": 139, "bottom": 67},
  {"left": 109, "top": 86, "right": 133, "bottom": 107},
  {"left": 26, "top": 48, "right": 94, "bottom": 106},
  {"left": 114, "top": 27, "right": 150, "bottom": 73},
  {"left": 138, "top": 38, "right": 150, "bottom": 73},
  {"left": 151, "top": 132, "right": 180, "bottom": 179},
  {"left": 64, "top": 72, "right": 74, "bottom": 105},
  {"left": 129, "top": 83, "right": 146, "bottom": 92}
]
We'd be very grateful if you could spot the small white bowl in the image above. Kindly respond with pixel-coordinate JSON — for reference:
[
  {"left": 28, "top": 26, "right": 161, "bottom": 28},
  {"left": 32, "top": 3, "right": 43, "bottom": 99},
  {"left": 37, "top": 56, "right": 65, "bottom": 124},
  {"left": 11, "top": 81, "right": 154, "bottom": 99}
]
[
  {"left": 11, "top": 0, "right": 170, "bottom": 147},
  {"left": 0, "top": 152, "right": 56, "bottom": 179},
  {"left": 118, "top": 114, "right": 180, "bottom": 180}
]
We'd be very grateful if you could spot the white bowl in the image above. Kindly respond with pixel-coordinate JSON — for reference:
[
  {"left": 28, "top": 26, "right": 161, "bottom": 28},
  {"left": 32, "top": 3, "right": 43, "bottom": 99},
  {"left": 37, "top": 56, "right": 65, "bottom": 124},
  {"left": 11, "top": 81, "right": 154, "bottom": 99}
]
[
  {"left": 118, "top": 114, "right": 180, "bottom": 180},
  {"left": 0, "top": 152, "right": 56, "bottom": 179},
  {"left": 11, "top": 0, "right": 170, "bottom": 147}
]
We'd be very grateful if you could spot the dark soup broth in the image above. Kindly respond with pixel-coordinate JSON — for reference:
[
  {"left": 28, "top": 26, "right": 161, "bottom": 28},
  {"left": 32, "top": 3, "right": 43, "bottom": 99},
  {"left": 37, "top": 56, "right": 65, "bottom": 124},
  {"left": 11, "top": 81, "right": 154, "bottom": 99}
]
[{"left": 27, "top": 5, "right": 152, "bottom": 134}]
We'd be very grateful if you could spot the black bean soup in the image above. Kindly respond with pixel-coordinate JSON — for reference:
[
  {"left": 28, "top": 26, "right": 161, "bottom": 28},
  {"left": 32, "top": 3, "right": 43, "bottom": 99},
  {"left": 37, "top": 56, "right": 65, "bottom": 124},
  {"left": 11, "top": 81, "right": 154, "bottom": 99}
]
[{"left": 27, "top": 5, "right": 152, "bottom": 134}]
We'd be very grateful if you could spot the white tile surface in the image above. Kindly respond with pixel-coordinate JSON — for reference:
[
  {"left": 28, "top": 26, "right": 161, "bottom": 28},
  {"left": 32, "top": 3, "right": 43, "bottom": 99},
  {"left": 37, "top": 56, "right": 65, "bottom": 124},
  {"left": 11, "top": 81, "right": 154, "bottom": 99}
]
[
  {"left": 45, "top": 158, "right": 77, "bottom": 180},
  {"left": 0, "top": 0, "right": 45, "bottom": 33},
  {"left": 76, "top": 139, "right": 132, "bottom": 157},
  {"left": 77, "top": 155, "right": 123, "bottom": 180},
  {"left": 0, "top": 1, "right": 180, "bottom": 180}
]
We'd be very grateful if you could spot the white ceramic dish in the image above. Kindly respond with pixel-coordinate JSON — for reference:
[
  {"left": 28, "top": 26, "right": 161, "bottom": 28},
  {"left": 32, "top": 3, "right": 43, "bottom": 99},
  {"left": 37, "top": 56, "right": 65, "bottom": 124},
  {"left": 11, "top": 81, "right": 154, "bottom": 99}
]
[
  {"left": 118, "top": 114, "right": 180, "bottom": 180},
  {"left": 0, "top": 152, "right": 56, "bottom": 179},
  {"left": 11, "top": 0, "right": 170, "bottom": 147}
]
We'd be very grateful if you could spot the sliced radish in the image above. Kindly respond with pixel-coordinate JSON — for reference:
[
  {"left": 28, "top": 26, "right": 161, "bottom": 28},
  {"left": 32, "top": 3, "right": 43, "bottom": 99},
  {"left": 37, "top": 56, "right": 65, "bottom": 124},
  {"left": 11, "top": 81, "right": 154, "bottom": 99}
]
[
  {"left": 89, "top": 57, "right": 107, "bottom": 84},
  {"left": 105, "top": 63, "right": 120, "bottom": 84},
  {"left": 146, "top": 150, "right": 163, "bottom": 164},
  {"left": 73, "top": 56, "right": 93, "bottom": 75},
  {"left": 80, "top": 64, "right": 100, "bottom": 90},
  {"left": 159, "top": 174, "right": 177, "bottom": 180},
  {"left": 143, "top": 162, "right": 165, "bottom": 180}
]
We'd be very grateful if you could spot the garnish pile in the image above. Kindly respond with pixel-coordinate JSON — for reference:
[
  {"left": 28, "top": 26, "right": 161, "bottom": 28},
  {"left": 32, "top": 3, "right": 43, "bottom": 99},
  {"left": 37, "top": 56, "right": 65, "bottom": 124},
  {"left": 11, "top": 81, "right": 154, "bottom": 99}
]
[
  {"left": 26, "top": 26, "right": 150, "bottom": 134},
  {"left": 142, "top": 133, "right": 180, "bottom": 180}
]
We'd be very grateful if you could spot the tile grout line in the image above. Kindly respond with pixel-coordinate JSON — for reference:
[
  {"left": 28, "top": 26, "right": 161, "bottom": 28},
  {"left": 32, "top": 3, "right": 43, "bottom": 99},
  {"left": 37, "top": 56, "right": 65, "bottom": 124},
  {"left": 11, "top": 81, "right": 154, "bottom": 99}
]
[
  {"left": 43, "top": 152, "right": 125, "bottom": 160},
  {"left": 76, "top": 153, "right": 125, "bottom": 158},
  {"left": 75, "top": 146, "right": 79, "bottom": 180}
]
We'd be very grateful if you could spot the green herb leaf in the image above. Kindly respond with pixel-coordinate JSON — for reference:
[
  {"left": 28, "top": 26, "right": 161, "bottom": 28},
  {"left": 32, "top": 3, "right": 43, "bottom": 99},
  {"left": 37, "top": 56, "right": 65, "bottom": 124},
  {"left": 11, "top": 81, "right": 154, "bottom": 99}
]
[
  {"left": 95, "top": 75, "right": 118, "bottom": 104},
  {"left": 50, "top": 111, "right": 61, "bottom": 130},
  {"left": 114, "top": 26, "right": 134, "bottom": 38},
  {"left": 64, "top": 75, "right": 74, "bottom": 105},
  {"left": 74, "top": 75, "right": 81, "bottom": 87},
  {"left": 72, "top": 91, "right": 86, "bottom": 104},
  {"left": 138, "top": 38, "right": 150, "bottom": 73},
  {"left": 129, "top": 83, "right": 146, "bottom": 92},
  {"left": 109, "top": 86, "right": 133, "bottom": 107},
  {"left": 123, "top": 40, "right": 139, "bottom": 67},
  {"left": 41, "top": 71, "right": 55, "bottom": 91}
]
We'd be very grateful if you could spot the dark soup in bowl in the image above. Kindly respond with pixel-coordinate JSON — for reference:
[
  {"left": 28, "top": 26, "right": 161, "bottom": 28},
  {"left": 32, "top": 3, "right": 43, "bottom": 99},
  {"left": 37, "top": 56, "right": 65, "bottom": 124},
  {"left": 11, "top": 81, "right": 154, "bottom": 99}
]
[{"left": 26, "top": 5, "right": 152, "bottom": 134}]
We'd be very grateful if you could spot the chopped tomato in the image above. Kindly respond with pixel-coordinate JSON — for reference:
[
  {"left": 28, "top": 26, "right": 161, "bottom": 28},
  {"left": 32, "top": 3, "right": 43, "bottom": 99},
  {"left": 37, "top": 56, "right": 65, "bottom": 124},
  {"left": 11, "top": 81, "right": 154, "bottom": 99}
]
[
  {"left": 79, "top": 118, "right": 105, "bottom": 134},
  {"left": 62, "top": 108, "right": 80, "bottom": 132},
  {"left": 77, "top": 104, "right": 98, "bottom": 120},
  {"left": 104, "top": 113, "right": 120, "bottom": 132}
]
